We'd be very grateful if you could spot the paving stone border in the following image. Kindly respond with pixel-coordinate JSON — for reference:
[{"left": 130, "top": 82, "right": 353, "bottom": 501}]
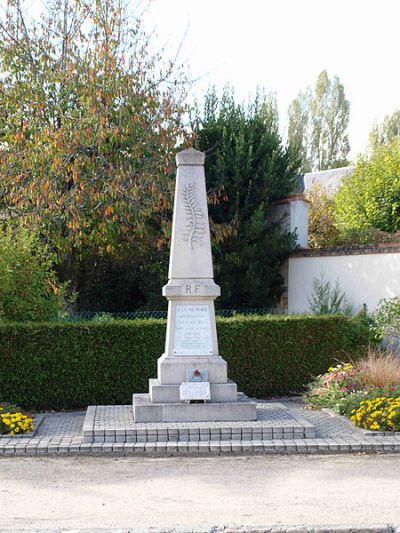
[{"left": 1, "top": 401, "right": 400, "bottom": 456}]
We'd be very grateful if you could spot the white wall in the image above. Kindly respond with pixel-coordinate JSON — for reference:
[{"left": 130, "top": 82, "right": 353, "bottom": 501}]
[
  {"left": 269, "top": 194, "right": 309, "bottom": 248},
  {"left": 289, "top": 199, "right": 308, "bottom": 248},
  {"left": 288, "top": 252, "right": 400, "bottom": 313}
]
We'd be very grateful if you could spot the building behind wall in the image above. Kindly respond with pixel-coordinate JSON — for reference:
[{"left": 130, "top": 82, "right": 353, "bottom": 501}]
[{"left": 271, "top": 166, "right": 400, "bottom": 315}]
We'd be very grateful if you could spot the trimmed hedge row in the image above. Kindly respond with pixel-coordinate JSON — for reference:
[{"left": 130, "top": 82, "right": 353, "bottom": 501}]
[{"left": 0, "top": 315, "right": 371, "bottom": 410}]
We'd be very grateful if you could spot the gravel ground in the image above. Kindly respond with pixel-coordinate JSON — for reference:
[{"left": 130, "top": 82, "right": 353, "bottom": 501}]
[{"left": 0, "top": 454, "right": 400, "bottom": 530}]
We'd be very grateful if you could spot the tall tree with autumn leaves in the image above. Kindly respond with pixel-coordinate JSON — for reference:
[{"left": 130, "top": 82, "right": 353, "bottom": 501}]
[{"left": 0, "top": 0, "right": 187, "bottom": 298}]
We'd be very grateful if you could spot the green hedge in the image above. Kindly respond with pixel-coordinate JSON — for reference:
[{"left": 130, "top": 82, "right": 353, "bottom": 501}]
[{"left": 0, "top": 315, "right": 371, "bottom": 410}]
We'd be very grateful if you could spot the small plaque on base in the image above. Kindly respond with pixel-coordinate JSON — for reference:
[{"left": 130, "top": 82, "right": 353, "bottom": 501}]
[
  {"left": 180, "top": 381, "right": 211, "bottom": 401},
  {"left": 186, "top": 368, "right": 208, "bottom": 382}
]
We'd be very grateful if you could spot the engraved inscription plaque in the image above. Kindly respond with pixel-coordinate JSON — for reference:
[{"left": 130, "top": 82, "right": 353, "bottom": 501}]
[
  {"left": 180, "top": 381, "right": 211, "bottom": 401},
  {"left": 173, "top": 305, "right": 213, "bottom": 356}
]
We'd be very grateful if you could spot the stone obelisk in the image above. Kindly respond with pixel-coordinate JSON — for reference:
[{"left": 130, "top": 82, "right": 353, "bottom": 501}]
[{"left": 132, "top": 147, "right": 256, "bottom": 422}]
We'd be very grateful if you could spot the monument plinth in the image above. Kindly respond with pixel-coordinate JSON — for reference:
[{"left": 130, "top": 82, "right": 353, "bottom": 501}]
[{"left": 132, "top": 147, "right": 257, "bottom": 422}]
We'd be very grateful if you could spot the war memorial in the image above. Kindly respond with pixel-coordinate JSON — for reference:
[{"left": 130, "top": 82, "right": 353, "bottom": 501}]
[{"left": 81, "top": 148, "right": 315, "bottom": 445}]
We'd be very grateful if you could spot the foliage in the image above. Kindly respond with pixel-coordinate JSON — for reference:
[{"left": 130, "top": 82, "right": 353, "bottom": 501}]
[
  {"left": 305, "top": 348, "right": 400, "bottom": 431},
  {"left": 71, "top": 253, "right": 168, "bottom": 312},
  {"left": 350, "top": 395, "right": 400, "bottom": 431},
  {"left": 306, "top": 181, "right": 398, "bottom": 248},
  {"left": 354, "top": 347, "right": 400, "bottom": 387},
  {"left": 287, "top": 88, "right": 311, "bottom": 172},
  {"left": 334, "top": 227, "right": 400, "bottom": 246},
  {"left": 288, "top": 70, "right": 350, "bottom": 172},
  {"left": 304, "top": 363, "right": 358, "bottom": 411},
  {"left": 339, "top": 385, "right": 400, "bottom": 417},
  {"left": 0, "top": 405, "right": 34, "bottom": 435},
  {"left": 335, "top": 139, "right": 400, "bottom": 234},
  {"left": 0, "top": 224, "right": 73, "bottom": 321},
  {"left": 0, "top": 0, "right": 187, "bottom": 285},
  {"left": 369, "top": 109, "right": 400, "bottom": 152},
  {"left": 307, "top": 181, "right": 340, "bottom": 247},
  {"left": 192, "top": 86, "right": 301, "bottom": 308},
  {"left": 373, "top": 297, "right": 400, "bottom": 341},
  {"left": 0, "top": 315, "right": 370, "bottom": 410},
  {"left": 308, "top": 273, "right": 353, "bottom": 315}
]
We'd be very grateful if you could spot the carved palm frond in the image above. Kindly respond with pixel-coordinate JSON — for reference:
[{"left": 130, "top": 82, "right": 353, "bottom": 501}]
[{"left": 182, "top": 182, "right": 206, "bottom": 249}]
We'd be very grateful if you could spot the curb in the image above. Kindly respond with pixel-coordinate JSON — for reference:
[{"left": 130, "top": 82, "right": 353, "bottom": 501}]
[
  {"left": 0, "top": 525, "right": 398, "bottom": 532},
  {"left": 1, "top": 438, "right": 400, "bottom": 456}
]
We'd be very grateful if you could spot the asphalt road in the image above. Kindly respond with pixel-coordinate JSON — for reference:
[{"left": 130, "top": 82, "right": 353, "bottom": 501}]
[{"left": 0, "top": 454, "right": 399, "bottom": 530}]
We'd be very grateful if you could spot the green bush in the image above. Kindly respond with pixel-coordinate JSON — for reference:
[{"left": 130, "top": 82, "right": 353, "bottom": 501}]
[
  {"left": 373, "top": 296, "right": 400, "bottom": 341},
  {"left": 0, "top": 225, "right": 73, "bottom": 321},
  {"left": 308, "top": 274, "right": 353, "bottom": 315},
  {"left": 0, "top": 315, "right": 371, "bottom": 410},
  {"left": 335, "top": 138, "right": 400, "bottom": 234}
]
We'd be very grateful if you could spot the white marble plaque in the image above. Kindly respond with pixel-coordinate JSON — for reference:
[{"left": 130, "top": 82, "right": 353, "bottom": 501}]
[
  {"left": 173, "top": 305, "right": 213, "bottom": 356},
  {"left": 180, "top": 381, "right": 211, "bottom": 401}
]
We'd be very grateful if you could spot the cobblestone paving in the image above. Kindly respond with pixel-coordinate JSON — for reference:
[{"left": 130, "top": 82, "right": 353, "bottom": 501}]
[
  {"left": 93, "top": 402, "right": 308, "bottom": 428},
  {"left": 36, "top": 412, "right": 86, "bottom": 437},
  {"left": 279, "top": 400, "right": 359, "bottom": 438},
  {"left": 1, "top": 401, "right": 400, "bottom": 456}
]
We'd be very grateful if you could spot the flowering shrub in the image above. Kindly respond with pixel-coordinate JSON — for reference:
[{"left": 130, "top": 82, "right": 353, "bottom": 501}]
[
  {"left": 323, "top": 363, "right": 356, "bottom": 390},
  {"left": 304, "top": 363, "right": 359, "bottom": 412},
  {"left": 339, "top": 385, "right": 400, "bottom": 417},
  {"left": 0, "top": 405, "right": 34, "bottom": 436},
  {"left": 305, "top": 352, "right": 400, "bottom": 431},
  {"left": 350, "top": 396, "right": 400, "bottom": 431}
]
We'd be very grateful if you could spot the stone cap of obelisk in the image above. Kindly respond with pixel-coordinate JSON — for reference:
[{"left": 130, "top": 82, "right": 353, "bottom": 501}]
[
  {"left": 176, "top": 147, "right": 205, "bottom": 166},
  {"left": 167, "top": 147, "right": 214, "bottom": 280}
]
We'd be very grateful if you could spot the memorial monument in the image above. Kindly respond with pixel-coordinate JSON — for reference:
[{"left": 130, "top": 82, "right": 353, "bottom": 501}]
[
  {"left": 132, "top": 147, "right": 257, "bottom": 422},
  {"left": 83, "top": 148, "right": 315, "bottom": 444}
]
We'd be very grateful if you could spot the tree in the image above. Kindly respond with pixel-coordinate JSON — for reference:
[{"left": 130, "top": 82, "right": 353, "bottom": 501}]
[
  {"left": 335, "top": 138, "right": 400, "bottom": 233},
  {"left": 308, "top": 273, "right": 352, "bottom": 315},
  {"left": 306, "top": 181, "right": 340, "bottom": 248},
  {"left": 287, "top": 88, "right": 311, "bottom": 171},
  {"left": 369, "top": 110, "right": 400, "bottom": 151},
  {"left": 192, "top": 87, "right": 301, "bottom": 308},
  {"left": 288, "top": 70, "right": 350, "bottom": 172},
  {"left": 0, "top": 0, "right": 187, "bottom": 293}
]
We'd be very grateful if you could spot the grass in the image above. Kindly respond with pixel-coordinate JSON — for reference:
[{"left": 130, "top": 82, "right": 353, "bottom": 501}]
[{"left": 353, "top": 347, "right": 400, "bottom": 388}]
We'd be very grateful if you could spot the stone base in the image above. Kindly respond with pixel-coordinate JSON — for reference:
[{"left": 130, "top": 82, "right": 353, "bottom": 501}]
[
  {"left": 157, "top": 354, "right": 228, "bottom": 385},
  {"left": 149, "top": 378, "right": 237, "bottom": 403},
  {"left": 132, "top": 392, "right": 257, "bottom": 423}
]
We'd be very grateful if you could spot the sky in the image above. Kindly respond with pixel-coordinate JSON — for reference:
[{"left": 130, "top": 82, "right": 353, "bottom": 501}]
[
  {"left": 1, "top": 0, "right": 399, "bottom": 161},
  {"left": 142, "top": 0, "right": 400, "bottom": 160}
]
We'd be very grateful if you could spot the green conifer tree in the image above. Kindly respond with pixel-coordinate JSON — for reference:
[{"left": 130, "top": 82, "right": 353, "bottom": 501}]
[{"left": 192, "top": 87, "right": 301, "bottom": 308}]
